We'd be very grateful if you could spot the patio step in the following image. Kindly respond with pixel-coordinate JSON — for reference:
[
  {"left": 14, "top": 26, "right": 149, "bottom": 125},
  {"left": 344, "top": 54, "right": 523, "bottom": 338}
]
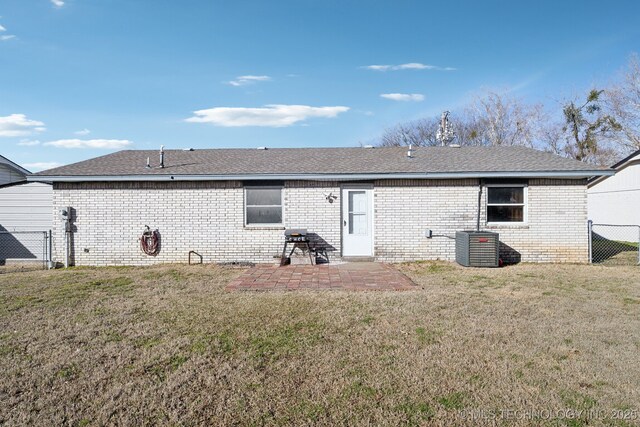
[{"left": 341, "top": 256, "right": 375, "bottom": 262}]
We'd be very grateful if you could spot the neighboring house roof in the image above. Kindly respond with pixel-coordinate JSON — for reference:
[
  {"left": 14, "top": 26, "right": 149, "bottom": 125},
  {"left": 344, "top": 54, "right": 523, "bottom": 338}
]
[
  {"left": 0, "top": 180, "right": 51, "bottom": 189},
  {"left": 610, "top": 148, "right": 640, "bottom": 169},
  {"left": 588, "top": 149, "right": 640, "bottom": 188},
  {"left": 0, "top": 154, "right": 31, "bottom": 177},
  {"left": 30, "top": 146, "right": 613, "bottom": 182}
]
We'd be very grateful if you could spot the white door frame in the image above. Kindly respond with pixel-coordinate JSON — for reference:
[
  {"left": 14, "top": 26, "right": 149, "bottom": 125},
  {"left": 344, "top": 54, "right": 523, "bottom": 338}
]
[{"left": 341, "top": 185, "right": 374, "bottom": 257}]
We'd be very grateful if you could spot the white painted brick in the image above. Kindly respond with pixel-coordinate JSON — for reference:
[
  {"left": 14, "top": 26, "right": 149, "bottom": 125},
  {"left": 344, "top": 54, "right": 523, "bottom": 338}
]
[{"left": 52, "top": 178, "right": 588, "bottom": 266}]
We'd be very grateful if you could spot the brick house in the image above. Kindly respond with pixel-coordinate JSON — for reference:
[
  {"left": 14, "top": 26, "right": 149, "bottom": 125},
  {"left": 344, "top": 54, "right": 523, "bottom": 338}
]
[{"left": 30, "top": 146, "right": 612, "bottom": 266}]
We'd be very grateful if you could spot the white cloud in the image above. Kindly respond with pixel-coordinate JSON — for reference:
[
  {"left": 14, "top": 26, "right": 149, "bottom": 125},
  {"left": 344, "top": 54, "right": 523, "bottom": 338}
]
[
  {"left": 43, "top": 139, "right": 133, "bottom": 149},
  {"left": 401, "top": 63, "right": 430, "bottom": 70},
  {"left": 22, "top": 162, "right": 62, "bottom": 171},
  {"left": 0, "top": 24, "right": 6, "bottom": 32},
  {"left": 364, "top": 65, "right": 392, "bottom": 71},
  {"left": 50, "top": 0, "right": 65, "bottom": 7},
  {"left": 74, "top": 128, "right": 91, "bottom": 136},
  {"left": 380, "top": 93, "right": 425, "bottom": 102},
  {"left": 0, "top": 114, "right": 46, "bottom": 137},
  {"left": 186, "top": 104, "right": 350, "bottom": 127},
  {"left": 227, "top": 75, "right": 271, "bottom": 87},
  {"left": 362, "top": 62, "right": 456, "bottom": 71},
  {"left": 17, "top": 139, "right": 41, "bottom": 146},
  {"left": 1, "top": 35, "right": 16, "bottom": 41}
]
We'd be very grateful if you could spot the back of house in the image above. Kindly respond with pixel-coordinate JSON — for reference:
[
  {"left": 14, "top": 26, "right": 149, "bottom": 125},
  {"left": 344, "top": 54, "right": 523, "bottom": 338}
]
[{"left": 30, "top": 145, "right": 611, "bottom": 267}]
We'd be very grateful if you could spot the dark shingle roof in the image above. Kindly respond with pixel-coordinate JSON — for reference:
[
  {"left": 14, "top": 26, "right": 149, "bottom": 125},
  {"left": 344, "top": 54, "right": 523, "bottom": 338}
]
[
  {"left": 0, "top": 154, "right": 31, "bottom": 176},
  {"left": 33, "top": 146, "right": 610, "bottom": 179}
]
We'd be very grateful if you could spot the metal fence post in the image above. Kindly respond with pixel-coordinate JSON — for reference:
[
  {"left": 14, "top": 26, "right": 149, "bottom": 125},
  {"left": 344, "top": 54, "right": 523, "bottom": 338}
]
[
  {"left": 42, "top": 231, "right": 46, "bottom": 270},
  {"left": 587, "top": 220, "right": 593, "bottom": 264},
  {"left": 48, "top": 230, "right": 53, "bottom": 269}
]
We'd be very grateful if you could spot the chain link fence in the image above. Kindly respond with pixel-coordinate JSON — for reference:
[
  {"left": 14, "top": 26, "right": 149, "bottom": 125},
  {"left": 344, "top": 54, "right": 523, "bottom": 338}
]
[
  {"left": 0, "top": 230, "right": 52, "bottom": 273},
  {"left": 589, "top": 222, "right": 640, "bottom": 265}
]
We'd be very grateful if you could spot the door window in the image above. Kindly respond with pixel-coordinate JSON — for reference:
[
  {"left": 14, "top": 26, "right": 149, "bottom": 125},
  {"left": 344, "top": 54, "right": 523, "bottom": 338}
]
[{"left": 348, "top": 191, "right": 367, "bottom": 235}]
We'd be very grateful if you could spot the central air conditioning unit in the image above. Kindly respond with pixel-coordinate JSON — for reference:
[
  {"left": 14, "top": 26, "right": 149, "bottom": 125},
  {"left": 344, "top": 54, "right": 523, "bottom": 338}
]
[{"left": 455, "top": 231, "right": 500, "bottom": 267}]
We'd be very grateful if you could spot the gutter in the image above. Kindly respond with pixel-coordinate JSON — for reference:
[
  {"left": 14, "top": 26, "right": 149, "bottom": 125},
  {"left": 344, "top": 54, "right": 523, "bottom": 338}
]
[{"left": 28, "top": 170, "right": 614, "bottom": 183}]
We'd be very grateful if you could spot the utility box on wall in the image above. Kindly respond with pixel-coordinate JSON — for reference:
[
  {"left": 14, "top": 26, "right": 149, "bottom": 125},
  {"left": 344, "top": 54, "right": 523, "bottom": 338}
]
[{"left": 455, "top": 231, "right": 500, "bottom": 267}]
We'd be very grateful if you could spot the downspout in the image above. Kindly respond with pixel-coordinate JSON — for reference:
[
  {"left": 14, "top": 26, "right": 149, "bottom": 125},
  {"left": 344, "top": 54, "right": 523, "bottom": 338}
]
[
  {"left": 64, "top": 209, "right": 70, "bottom": 268},
  {"left": 476, "top": 179, "right": 483, "bottom": 232},
  {"left": 62, "top": 206, "right": 72, "bottom": 268},
  {"left": 64, "top": 228, "right": 69, "bottom": 268}
]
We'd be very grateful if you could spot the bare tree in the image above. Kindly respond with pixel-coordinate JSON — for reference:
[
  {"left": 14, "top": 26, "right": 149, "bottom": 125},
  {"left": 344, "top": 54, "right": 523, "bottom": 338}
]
[
  {"left": 376, "top": 86, "right": 627, "bottom": 165},
  {"left": 604, "top": 53, "right": 640, "bottom": 151},
  {"left": 378, "top": 90, "right": 545, "bottom": 148},
  {"left": 462, "top": 91, "right": 546, "bottom": 147},
  {"left": 379, "top": 117, "right": 441, "bottom": 147},
  {"left": 538, "top": 120, "right": 566, "bottom": 156}
]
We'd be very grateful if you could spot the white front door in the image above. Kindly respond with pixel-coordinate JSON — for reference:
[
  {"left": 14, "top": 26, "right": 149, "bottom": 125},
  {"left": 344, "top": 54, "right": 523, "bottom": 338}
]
[{"left": 342, "top": 187, "right": 374, "bottom": 257}]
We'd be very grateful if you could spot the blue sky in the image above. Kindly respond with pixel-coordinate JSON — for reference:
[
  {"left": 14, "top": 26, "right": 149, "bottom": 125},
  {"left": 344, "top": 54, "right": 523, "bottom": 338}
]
[{"left": 1, "top": 0, "right": 639, "bottom": 171}]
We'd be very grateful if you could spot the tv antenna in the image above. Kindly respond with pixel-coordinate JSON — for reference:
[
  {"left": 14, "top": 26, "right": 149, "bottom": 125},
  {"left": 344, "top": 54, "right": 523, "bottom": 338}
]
[{"left": 436, "top": 111, "right": 456, "bottom": 146}]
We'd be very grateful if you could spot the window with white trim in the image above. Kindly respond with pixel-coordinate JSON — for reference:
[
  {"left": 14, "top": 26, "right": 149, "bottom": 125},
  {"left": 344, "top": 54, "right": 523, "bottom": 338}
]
[
  {"left": 245, "top": 187, "right": 283, "bottom": 226},
  {"left": 486, "top": 185, "right": 527, "bottom": 223}
]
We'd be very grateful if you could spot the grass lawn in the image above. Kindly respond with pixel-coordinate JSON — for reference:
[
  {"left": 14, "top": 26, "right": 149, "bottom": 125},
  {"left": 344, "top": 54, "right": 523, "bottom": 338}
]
[{"left": 1, "top": 262, "right": 639, "bottom": 426}]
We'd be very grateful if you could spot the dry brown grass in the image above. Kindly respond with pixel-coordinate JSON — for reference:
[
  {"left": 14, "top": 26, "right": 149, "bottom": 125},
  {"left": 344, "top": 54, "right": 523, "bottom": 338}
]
[{"left": 0, "top": 262, "right": 639, "bottom": 426}]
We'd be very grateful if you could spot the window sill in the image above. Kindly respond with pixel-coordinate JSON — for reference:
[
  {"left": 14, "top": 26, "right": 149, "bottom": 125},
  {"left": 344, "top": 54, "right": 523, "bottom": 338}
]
[
  {"left": 244, "top": 225, "right": 286, "bottom": 231},
  {"left": 485, "top": 223, "right": 530, "bottom": 230}
]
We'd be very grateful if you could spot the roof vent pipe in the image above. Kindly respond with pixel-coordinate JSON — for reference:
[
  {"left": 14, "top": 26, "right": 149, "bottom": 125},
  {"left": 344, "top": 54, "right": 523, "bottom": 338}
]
[
  {"left": 159, "top": 145, "right": 165, "bottom": 169},
  {"left": 407, "top": 144, "right": 413, "bottom": 158},
  {"left": 145, "top": 157, "right": 151, "bottom": 169}
]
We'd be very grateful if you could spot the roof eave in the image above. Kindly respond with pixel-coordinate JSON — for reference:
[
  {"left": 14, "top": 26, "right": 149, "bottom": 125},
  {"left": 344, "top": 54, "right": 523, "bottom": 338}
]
[
  {"left": 588, "top": 157, "right": 640, "bottom": 188},
  {"left": 29, "top": 170, "right": 614, "bottom": 182},
  {"left": 0, "top": 156, "right": 31, "bottom": 176}
]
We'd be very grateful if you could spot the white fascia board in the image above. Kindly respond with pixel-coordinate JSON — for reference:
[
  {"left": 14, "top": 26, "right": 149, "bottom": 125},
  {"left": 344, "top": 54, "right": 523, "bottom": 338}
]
[{"left": 29, "top": 170, "right": 614, "bottom": 182}]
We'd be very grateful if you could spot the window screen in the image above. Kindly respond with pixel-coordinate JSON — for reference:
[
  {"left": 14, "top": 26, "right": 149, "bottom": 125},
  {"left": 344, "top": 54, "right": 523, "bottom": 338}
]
[
  {"left": 245, "top": 187, "right": 283, "bottom": 225},
  {"left": 487, "top": 186, "right": 525, "bottom": 223}
]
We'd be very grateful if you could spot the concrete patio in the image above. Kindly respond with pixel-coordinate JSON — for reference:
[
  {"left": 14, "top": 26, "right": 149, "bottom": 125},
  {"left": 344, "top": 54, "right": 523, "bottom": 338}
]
[{"left": 225, "top": 262, "right": 417, "bottom": 291}]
